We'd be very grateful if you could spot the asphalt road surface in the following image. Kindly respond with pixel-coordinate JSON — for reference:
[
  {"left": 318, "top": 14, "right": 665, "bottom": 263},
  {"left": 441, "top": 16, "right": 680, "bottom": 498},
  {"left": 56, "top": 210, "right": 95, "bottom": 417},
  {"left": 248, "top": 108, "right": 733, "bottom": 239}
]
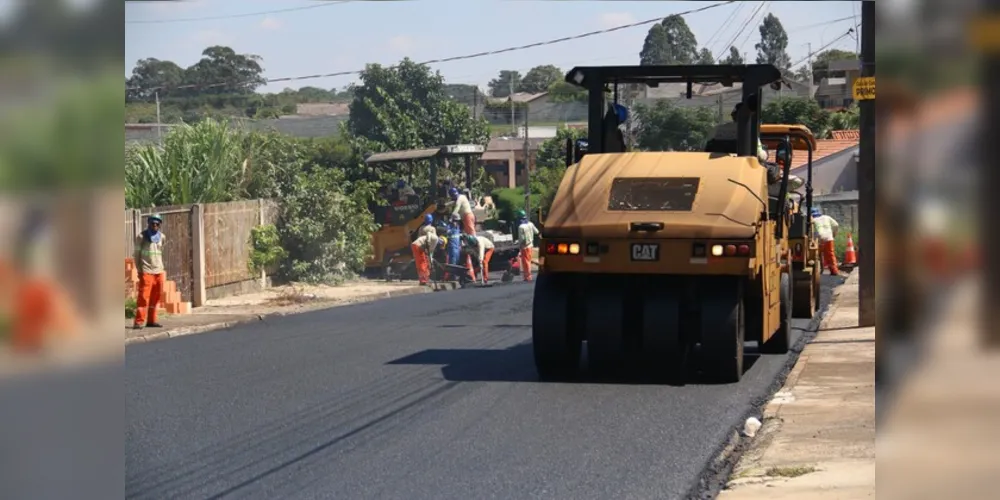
[{"left": 127, "top": 280, "right": 824, "bottom": 500}]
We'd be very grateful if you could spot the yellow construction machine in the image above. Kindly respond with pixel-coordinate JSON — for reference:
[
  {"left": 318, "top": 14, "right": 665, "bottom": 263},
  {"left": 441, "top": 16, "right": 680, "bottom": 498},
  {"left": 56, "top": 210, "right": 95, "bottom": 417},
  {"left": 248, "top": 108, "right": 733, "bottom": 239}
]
[
  {"left": 534, "top": 64, "right": 796, "bottom": 383},
  {"left": 759, "top": 124, "right": 822, "bottom": 318}
]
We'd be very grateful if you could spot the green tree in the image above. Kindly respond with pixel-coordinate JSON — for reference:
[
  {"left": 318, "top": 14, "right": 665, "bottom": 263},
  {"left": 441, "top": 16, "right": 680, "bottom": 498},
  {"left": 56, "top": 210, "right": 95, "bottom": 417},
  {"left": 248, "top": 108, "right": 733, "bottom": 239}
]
[
  {"left": 761, "top": 97, "right": 833, "bottom": 138},
  {"left": 755, "top": 13, "right": 792, "bottom": 71},
  {"left": 810, "top": 49, "right": 858, "bottom": 83},
  {"left": 697, "top": 48, "right": 715, "bottom": 65},
  {"left": 278, "top": 168, "right": 379, "bottom": 284},
  {"left": 719, "top": 46, "right": 744, "bottom": 65},
  {"left": 346, "top": 57, "right": 489, "bottom": 162},
  {"left": 520, "top": 65, "right": 563, "bottom": 94},
  {"left": 488, "top": 70, "right": 523, "bottom": 98},
  {"left": 182, "top": 46, "right": 267, "bottom": 96},
  {"left": 634, "top": 101, "right": 718, "bottom": 152},
  {"left": 547, "top": 80, "right": 587, "bottom": 103},
  {"left": 443, "top": 83, "right": 486, "bottom": 105},
  {"left": 531, "top": 126, "right": 587, "bottom": 216},
  {"left": 640, "top": 15, "right": 699, "bottom": 65},
  {"left": 829, "top": 103, "right": 860, "bottom": 131},
  {"left": 126, "top": 58, "right": 186, "bottom": 101}
]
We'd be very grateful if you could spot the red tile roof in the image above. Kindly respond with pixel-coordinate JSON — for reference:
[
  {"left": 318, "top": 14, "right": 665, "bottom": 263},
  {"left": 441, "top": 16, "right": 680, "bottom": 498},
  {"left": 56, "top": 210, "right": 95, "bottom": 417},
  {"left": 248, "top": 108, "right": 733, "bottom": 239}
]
[
  {"left": 788, "top": 137, "right": 859, "bottom": 170},
  {"left": 830, "top": 130, "right": 860, "bottom": 140}
]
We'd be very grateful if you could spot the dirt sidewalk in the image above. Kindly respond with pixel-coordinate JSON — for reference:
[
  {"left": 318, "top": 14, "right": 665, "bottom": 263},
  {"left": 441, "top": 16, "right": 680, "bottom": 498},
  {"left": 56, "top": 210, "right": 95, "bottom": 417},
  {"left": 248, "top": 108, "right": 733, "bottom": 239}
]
[
  {"left": 124, "top": 280, "right": 440, "bottom": 345},
  {"left": 719, "top": 271, "right": 875, "bottom": 499}
]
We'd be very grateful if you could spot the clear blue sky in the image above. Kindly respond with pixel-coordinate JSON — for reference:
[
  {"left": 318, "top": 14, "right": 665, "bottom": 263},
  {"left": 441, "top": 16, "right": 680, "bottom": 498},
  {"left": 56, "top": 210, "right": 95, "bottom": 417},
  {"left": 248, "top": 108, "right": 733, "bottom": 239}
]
[{"left": 125, "top": 1, "right": 862, "bottom": 94}]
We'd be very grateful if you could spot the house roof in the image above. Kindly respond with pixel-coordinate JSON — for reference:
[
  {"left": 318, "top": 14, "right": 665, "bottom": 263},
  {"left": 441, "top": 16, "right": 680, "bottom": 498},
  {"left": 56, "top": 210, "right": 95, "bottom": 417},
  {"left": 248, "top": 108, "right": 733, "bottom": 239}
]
[
  {"left": 788, "top": 133, "right": 859, "bottom": 171},
  {"left": 486, "top": 92, "right": 548, "bottom": 105},
  {"left": 487, "top": 138, "right": 547, "bottom": 151}
]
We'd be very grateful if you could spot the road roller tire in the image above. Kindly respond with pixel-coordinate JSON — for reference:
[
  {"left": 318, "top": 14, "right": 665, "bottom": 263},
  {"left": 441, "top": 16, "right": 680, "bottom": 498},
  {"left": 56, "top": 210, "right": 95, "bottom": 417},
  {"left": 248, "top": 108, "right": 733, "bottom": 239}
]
[
  {"left": 699, "top": 279, "right": 745, "bottom": 384},
  {"left": 761, "top": 273, "right": 792, "bottom": 355},
  {"left": 532, "top": 274, "right": 581, "bottom": 380},
  {"left": 792, "top": 272, "right": 815, "bottom": 319},
  {"left": 640, "top": 287, "right": 684, "bottom": 382},
  {"left": 585, "top": 277, "right": 627, "bottom": 376}
]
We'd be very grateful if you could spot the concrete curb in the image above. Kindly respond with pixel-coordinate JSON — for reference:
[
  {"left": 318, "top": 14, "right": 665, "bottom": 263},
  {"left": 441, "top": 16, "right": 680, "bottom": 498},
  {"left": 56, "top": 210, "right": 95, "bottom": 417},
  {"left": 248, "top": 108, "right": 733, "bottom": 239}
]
[
  {"left": 125, "top": 285, "right": 434, "bottom": 346},
  {"left": 693, "top": 271, "right": 851, "bottom": 498}
]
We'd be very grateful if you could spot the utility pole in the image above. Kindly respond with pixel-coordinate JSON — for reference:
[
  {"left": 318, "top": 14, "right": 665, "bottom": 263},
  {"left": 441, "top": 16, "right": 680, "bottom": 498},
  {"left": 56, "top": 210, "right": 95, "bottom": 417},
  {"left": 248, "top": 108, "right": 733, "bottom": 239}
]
[
  {"left": 523, "top": 102, "right": 531, "bottom": 213},
  {"left": 807, "top": 42, "right": 815, "bottom": 97},
  {"left": 857, "top": 0, "right": 876, "bottom": 327},
  {"left": 510, "top": 74, "right": 516, "bottom": 136},
  {"left": 155, "top": 90, "right": 162, "bottom": 145},
  {"left": 983, "top": 0, "right": 1000, "bottom": 347}
]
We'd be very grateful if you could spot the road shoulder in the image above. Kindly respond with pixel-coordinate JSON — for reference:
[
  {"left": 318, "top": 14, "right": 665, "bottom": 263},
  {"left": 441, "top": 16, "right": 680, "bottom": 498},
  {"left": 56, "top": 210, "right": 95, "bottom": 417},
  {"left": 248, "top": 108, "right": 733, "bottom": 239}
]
[
  {"left": 124, "top": 280, "right": 440, "bottom": 345},
  {"left": 719, "top": 271, "right": 875, "bottom": 499}
]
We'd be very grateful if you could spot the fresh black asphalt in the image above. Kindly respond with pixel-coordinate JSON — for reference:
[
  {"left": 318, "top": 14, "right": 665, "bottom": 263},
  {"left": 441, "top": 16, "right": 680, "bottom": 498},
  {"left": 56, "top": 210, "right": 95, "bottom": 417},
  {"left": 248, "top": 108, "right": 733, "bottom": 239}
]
[{"left": 126, "top": 278, "right": 824, "bottom": 500}]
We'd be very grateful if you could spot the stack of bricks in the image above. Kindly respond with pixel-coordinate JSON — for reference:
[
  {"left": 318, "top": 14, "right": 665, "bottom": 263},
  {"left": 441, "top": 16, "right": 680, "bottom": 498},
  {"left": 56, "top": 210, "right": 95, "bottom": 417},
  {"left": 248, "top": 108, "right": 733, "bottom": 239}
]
[
  {"left": 125, "top": 258, "right": 138, "bottom": 300},
  {"left": 124, "top": 258, "right": 191, "bottom": 315},
  {"left": 158, "top": 279, "right": 191, "bottom": 315}
]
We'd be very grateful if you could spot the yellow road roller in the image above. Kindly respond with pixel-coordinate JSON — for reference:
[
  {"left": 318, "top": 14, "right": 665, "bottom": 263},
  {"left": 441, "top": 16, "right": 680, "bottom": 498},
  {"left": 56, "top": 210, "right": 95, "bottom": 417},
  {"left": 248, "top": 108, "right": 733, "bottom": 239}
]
[{"left": 533, "top": 64, "right": 795, "bottom": 383}]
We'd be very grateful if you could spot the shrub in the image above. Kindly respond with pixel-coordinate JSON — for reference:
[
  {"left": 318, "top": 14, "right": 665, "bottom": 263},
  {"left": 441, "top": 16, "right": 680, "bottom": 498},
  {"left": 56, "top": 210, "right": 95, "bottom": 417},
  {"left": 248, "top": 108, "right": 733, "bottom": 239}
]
[
  {"left": 277, "top": 169, "right": 379, "bottom": 284},
  {"left": 248, "top": 224, "right": 288, "bottom": 275},
  {"left": 125, "top": 297, "right": 138, "bottom": 319}
]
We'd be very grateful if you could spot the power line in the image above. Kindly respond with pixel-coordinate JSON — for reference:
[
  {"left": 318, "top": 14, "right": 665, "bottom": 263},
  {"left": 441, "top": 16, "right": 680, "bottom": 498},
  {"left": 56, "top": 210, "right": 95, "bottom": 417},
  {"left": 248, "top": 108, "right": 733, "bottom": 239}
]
[
  {"left": 703, "top": 3, "right": 745, "bottom": 56},
  {"left": 785, "top": 15, "right": 855, "bottom": 33},
  {"left": 737, "top": 1, "right": 771, "bottom": 55},
  {"left": 788, "top": 28, "right": 856, "bottom": 70},
  {"left": 125, "top": 1, "right": 353, "bottom": 25},
  {"left": 127, "top": 1, "right": 736, "bottom": 93},
  {"left": 714, "top": 0, "right": 765, "bottom": 61}
]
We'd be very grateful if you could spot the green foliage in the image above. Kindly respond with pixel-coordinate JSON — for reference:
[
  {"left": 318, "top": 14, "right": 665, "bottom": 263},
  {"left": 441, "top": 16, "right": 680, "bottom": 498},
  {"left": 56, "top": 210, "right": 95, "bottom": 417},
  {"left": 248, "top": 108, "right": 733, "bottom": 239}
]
[
  {"left": 547, "top": 81, "right": 587, "bottom": 103},
  {"left": 248, "top": 224, "right": 288, "bottom": 275},
  {"left": 520, "top": 65, "right": 563, "bottom": 94},
  {"left": 488, "top": 70, "right": 523, "bottom": 98},
  {"left": 720, "top": 46, "right": 744, "bottom": 65},
  {"left": 697, "top": 48, "right": 715, "bottom": 65},
  {"left": 755, "top": 13, "right": 792, "bottom": 71},
  {"left": 346, "top": 58, "right": 489, "bottom": 153},
  {"left": 640, "top": 15, "right": 699, "bottom": 65},
  {"left": 0, "top": 69, "right": 122, "bottom": 191},
  {"left": 829, "top": 103, "right": 860, "bottom": 131},
  {"left": 491, "top": 187, "right": 539, "bottom": 226},
  {"left": 634, "top": 101, "right": 718, "bottom": 152},
  {"left": 125, "top": 118, "right": 253, "bottom": 208},
  {"left": 277, "top": 168, "right": 379, "bottom": 284},
  {"left": 125, "top": 297, "right": 138, "bottom": 319},
  {"left": 532, "top": 126, "right": 586, "bottom": 217},
  {"left": 762, "top": 97, "right": 833, "bottom": 138}
]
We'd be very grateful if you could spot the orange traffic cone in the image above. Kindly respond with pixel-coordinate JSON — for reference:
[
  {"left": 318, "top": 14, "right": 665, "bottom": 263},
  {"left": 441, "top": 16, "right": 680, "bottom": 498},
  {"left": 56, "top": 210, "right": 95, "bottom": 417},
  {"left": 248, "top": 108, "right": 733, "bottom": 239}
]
[{"left": 843, "top": 233, "right": 857, "bottom": 266}]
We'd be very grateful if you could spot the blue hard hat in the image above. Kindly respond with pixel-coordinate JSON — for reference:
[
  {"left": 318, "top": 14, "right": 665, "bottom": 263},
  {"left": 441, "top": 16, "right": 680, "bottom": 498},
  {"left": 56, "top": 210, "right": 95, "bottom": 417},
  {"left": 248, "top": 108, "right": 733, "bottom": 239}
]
[
  {"left": 448, "top": 187, "right": 459, "bottom": 198},
  {"left": 613, "top": 103, "right": 629, "bottom": 123},
  {"left": 423, "top": 213, "right": 434, "bottom": 225},
  {"left": 396, "top": 179, "right": 406, "bottom": 189},
  {"left": 811, "top": 207, "right": 822, "bottom": 217}
]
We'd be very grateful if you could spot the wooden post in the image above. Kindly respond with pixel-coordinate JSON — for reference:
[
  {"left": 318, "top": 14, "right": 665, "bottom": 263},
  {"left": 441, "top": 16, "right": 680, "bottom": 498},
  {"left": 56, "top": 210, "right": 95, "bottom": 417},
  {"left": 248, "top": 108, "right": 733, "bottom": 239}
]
[
  {"left": 191, "top": 204, "right": 207, "bottom": 307},
  {"left": 258, "top": 199, "right": 267, "bottom": 289}
]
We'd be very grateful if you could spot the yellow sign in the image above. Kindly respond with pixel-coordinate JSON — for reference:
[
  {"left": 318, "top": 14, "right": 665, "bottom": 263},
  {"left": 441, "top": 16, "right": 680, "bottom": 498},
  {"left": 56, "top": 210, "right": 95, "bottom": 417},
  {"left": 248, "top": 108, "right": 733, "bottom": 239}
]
[{"left": 852, "top": 76, "right": 875, "bottom": 101}]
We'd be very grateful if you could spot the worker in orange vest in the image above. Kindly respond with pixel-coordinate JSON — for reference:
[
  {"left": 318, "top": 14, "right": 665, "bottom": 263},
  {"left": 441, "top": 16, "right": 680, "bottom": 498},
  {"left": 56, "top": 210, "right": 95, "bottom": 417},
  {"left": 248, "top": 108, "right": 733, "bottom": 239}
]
[{"left": 133, "top": 213, "right": 167, "bottom": 330}]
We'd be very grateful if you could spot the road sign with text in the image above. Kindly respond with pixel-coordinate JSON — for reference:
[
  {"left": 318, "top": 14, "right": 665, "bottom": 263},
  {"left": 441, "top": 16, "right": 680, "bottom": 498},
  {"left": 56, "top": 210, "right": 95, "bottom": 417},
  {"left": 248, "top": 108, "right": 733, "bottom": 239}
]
[{"left": 852, "top": 76, "right": 875, "bottom": 101}]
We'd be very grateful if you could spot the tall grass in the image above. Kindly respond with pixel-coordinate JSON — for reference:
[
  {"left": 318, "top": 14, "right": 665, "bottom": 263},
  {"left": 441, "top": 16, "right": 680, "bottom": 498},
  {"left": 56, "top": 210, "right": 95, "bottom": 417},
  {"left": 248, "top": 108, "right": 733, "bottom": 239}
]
[{"left": 125, "top": 119, "right": 254, "bottom": 208}]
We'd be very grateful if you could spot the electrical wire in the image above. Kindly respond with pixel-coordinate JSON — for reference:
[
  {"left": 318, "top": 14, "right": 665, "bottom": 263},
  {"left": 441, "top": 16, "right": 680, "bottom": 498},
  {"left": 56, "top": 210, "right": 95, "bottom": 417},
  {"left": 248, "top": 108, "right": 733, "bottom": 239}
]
[
  {"left": 737, "top": 1, "right": 771, "bottom": 55},
  {"left": 127, "top": 1, "right": 737, "bottom": 93},
  {"left": 703, "top": 3, "right": 745, "bottom": 56},
  {"left": 788, "top": 28, "right": 856, "bottom": 70},
  {"left": 126, "top": 1, "right": 354, "bottom": 25},
  {"left": 785, "top": 15, "right": 856, "bottom": 33},
  {"left": 713, "top": 0, "right": 765, "bottom": 61}
]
